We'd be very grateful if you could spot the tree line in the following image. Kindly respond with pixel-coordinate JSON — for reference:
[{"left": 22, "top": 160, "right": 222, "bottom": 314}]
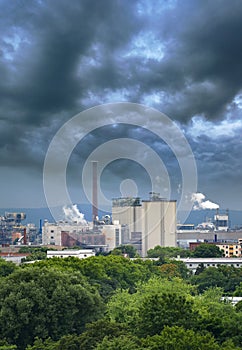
[{"left": 0, "top": 244, "right": 242, "bottom": 349}]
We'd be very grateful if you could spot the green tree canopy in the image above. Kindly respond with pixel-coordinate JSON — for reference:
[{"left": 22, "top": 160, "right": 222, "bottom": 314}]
[
  {"left": 78, "top": 319, "right": 129, "bottom": 350},
  {"left": 191, "top": 267, "right": 227, "bottom": 293},
  {"left": 26, "top": 320, "right": 130, "bottom": 350},
  {"left": 135, "top": 292, "right": 198, "bottom": 337},
  {"left": 96, "top": 335, "right": 141, "bottom": 350},
  {"left": 0, "top": 340, "right": 17, "bottom": 350},
  {"left": 147, "top": 246, "right": 190, "bottom": 259},
  {"left": 107, "top": 277, "right": 197, "bottom": 327},
  {"left": 191, "top": 266, "right": 242, "bottom": 294},
  {"left": 192, "top": 287, "right": 242, "bottom": 346},
  {"left": 192, "top": 243, "right": 223, "bottom": 258},
  {"left": 111, "top": 245, "right": 138, "bottom": 258},
  {"left": 32, "top": 255, "right": 159, "bottom": 299},
  {"left": 142, "top": 326, "right": 240, "bottom": 350},
  {"left": 0, "top": 267, "right": 104, "bottom": 349},
  {"left": 26, "top": 335, "right": 83, "bottom": 350},
  {"left": 158, "top": 261, "right": 191, "bottom": 279},
  {"left": 0, "top": 258, "right": 17, "bottom": 277},
  {"left": 234, "top": 282, "right": 242, "bottom": 296}
]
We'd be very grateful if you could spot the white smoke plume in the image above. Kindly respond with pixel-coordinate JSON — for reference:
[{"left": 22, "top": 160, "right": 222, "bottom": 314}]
[
  {"left": 63, "top": 204, "right": 87, "bottom": 225},
  {"left": 191, "top": 192, "right": 219, "bottom": 210}
]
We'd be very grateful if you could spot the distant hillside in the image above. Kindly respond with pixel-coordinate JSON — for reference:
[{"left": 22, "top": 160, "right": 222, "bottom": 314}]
[{"left": 180, "top": 209, "right": 242, "bottom": 229}]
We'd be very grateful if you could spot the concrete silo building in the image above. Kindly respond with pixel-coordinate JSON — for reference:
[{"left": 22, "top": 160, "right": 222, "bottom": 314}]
[
  {"left": 112, "top": 193, "right": 177, "bottom": 257},
  {"left": 141, "top": 193, "right": 177, "bottom": 256}
]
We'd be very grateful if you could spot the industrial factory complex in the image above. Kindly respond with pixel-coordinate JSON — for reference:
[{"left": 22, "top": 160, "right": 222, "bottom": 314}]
[
  {"left": 41, "top": 192, "right": 176, "bottom": 257},
  {"left": 0, "top": 163, "right": 242, "bottom": 259},
  {"left": 1, "top": 191, "right": 242, "bottom": 259},
  {"left": 0, "top": 212, "right": 41, "bottom": 246}
]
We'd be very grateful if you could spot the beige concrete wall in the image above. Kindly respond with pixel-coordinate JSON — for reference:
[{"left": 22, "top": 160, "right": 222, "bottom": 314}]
[
  {"left": 163, "top": 201, "right": 177, "bottom": 246},
  {"left": 112, "top": 206, "right": 143, "bottom": 238},
  {"left": 142, "top": 200, "right": 176, "bottom": 256},
  {"left": 101, "top": 224, "right": 121, "bottom": 250},
  {"left": 43, "top": 224, "right": 62, "bottom": 246},
  {"left": 112, "top": 199, "right": 177, "bottom": 257}
]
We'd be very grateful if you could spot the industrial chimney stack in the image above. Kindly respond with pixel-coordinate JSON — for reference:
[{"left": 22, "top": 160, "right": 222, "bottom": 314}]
[{"left": 92, "top": 161, "right": 98, "bottom": 224}]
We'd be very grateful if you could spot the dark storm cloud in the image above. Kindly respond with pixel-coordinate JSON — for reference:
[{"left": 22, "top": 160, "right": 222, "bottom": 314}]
[
  {"left": 3, "top": 1, "right": 242, "bottom": 115},
  {"left": 120, "top": 0, "right": 242, "bottom": 122},
  {"left": 0, "top": 0, "right": 242, "bottom": 208},
  {"left": 161, "top": 0, "right": 242, "bottom": 121},
  {"left": 184, "top": 116, "right": 242, "bottom": 208},
  {"left": 59, "top": 0, "right": 242, "bottom": 123},
  {"left": 0, "top": 0, "right": 140, "bottom": 167},
  {"left": 0, "top": 0, "right": 139, "bottom": 122},
  {"left": 2, "top": 0, "right": 242, "bottom": 126}
]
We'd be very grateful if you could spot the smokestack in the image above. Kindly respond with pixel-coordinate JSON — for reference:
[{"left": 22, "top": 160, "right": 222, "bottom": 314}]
[
  {"left": 39, "top": 219, "right": 42, "bottom": 234},
  {"left": 23, "top": 227, "right": 27, "bottom": 245},
  {"left": 92, "top": 161, "right": 98, "bottom": 223}
]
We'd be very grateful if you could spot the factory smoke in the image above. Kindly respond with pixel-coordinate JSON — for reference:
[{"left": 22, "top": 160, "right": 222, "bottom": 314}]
[
  {"left": 191, "top": 192, "right": 219, "bottom": 210},
  {"left": 62, "top": 204, "right": 87, "bottom": 225}
]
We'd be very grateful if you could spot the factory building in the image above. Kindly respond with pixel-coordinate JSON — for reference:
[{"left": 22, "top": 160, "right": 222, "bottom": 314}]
[
  {"left": 101, "top": 223, "right": 121, "bottom": 250},
  {"left": 142, "top": 195, "right": 177, "bottom": 256},
  {"left": 214, "top": 210, "right": 229, "bottom": 231},
  {"left": 112, "top": 197, "right": 143, "bottom": 239},
  {"left": 0, "top": 212, "right": 39, "bottom": 246},
  {"left": 42, "top": 221, "right": 91, "bottom": 246},
  {"left": 112, "top": 193, "right": 177, "bottom": 257},
  {"left": 47, "top": 249, "right": 95, "bottom": 259},
  {"left": 42, "top": 219, "right": 121, "bottom": 253}
]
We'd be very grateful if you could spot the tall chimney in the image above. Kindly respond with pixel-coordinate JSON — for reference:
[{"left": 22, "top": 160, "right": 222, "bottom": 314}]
[
  {"left": 23, "top": 227, "right": 27, "bottom": 245},
  {"left": 92, "top": 161, "right": 98, "bottom": 223}
]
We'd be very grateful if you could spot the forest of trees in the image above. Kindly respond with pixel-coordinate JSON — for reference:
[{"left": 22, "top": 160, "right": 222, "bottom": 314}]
[{"left": 0, "top": 244, "right": 242, "bottom": 349}]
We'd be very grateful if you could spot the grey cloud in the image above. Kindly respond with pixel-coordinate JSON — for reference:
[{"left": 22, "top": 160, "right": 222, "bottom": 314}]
[
  {"left": 0, "top": 0, "right": 242, "bottom": 209},
  {"left": 2, "top": 0, "right": 242, "bottom": 125}
]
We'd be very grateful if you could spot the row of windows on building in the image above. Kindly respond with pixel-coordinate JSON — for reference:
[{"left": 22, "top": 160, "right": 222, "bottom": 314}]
[{"left": 189, "top": 263, "right": 242, "bottom": 267}]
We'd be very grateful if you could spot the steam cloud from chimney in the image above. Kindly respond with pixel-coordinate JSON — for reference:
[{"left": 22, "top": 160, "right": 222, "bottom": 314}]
[
  {"left": 191, "top": 192, "right": 219, "bottom": 210},
  {"left": 63, "top": 204, "right": 87, "bottom": 225}
]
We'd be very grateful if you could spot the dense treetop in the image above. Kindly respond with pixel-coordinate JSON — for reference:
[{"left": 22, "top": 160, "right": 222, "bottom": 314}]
[{"left": 0, "top": 247, "right": 242, "bottom": 349}]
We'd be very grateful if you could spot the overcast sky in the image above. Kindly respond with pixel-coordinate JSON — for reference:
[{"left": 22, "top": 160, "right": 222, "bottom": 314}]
[{"left": 0, "top": 0, "right": 242, "bottom": 214}]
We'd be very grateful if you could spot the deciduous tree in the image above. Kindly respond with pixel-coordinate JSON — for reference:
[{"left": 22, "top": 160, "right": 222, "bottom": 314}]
[
  {"left": 0, "top": 267, "right": 103, "bottom": 349},
  {"left": 142, "top": 326, "right": 237, "bottom": 350},
  {"left": 111, "top": 245, "right": 138, "bottom": 258},
  {"left": 135, "top": 292, "right": 198, "bottom": 337},
  {"left": 0, "top": 258, "right": 17, "bottom": 277},
  {"left": 192, "top": 244, "right": 223, "bottom": 258}
]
